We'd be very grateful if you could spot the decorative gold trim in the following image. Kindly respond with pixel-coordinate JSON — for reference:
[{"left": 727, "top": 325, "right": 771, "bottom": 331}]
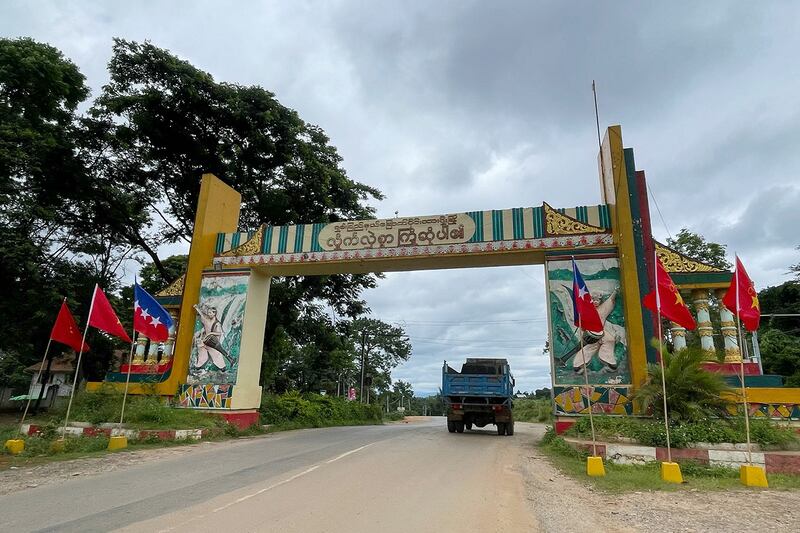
[
  {"left": 671, "top": 329, "right": 686, "bottom": 337},
  {"left": 655, "top": 241, "right": 724, "bottom": 273},
  {"left": 724, "top": 347, "right": 742, "bottom": 363},
  {"left": 156, "top": 274, "right": 185, "bottom": 297},
  {"left": 698, "top": 329, "right": 714, "bottom": 337},
  {"left": 720, "top": 321, "right": 736, "bottom": 329},
  {"left": 222, "top": 226, "right": 265, "bottom": 257},
  {"left": 542, "top": 202, "right": 605, "bottom": 236}
]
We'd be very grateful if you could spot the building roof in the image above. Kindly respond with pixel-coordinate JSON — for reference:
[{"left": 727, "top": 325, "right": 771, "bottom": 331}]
[{"left": 25, "top": 356, "right": 75, "bottom": 374}]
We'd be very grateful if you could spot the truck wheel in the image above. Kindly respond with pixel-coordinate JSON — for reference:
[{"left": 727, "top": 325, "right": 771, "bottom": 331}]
[
  {"left": 465, "top": 422, "right": 473, "bottom": 430},
  {"left": 506, "top": 421, "right": 515, "bottom": 436},
  {"left": 496, "top": 423, "right": 505, "bottom": 436},
  {"left": 447, "top": 420, "right": 456, "bottom": 433},
  {"left": 456, "top": 421, "right": 465, "bottom": 433}
]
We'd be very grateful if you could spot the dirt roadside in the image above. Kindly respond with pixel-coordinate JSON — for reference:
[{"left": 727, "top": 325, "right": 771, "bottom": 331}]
[{"left": 517, "top": 424, "right": 800, "bottom": 533}]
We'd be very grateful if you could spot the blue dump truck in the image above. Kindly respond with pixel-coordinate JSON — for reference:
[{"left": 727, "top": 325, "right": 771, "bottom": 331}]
[{"left": 442, "top": 358, "right": 515, "bottom": 436}]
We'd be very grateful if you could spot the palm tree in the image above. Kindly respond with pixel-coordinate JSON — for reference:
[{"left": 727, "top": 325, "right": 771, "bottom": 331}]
[{"left": 633, "top": 345, "right": 734, "bottom": 421}]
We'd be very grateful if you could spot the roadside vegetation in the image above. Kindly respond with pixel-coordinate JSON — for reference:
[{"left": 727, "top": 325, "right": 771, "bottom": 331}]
[
  {"left": 539, "top": 427, "right": 800, "bottom": 492},
  {"left": 513, "top": 398, "right": 553, "bottom": 423},
  {"left": 260, "top": 392, "right": 384, "bottom": 430},
  {"left": 564, "top": 415, "right": 799, "bottom": 450}
]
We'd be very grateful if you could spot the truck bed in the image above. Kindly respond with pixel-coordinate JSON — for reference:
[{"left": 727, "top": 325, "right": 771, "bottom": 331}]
[{"left": 442, "top": 373, "right": 513, "bottom": 398}]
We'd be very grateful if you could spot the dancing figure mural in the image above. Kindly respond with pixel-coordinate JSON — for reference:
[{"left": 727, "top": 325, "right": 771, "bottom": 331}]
[
  {"left": 571, "top": 291, "right": 620, "bottom": 373},
  {"left": 193, "top": 304, "right": 229, "bottom": 370}
]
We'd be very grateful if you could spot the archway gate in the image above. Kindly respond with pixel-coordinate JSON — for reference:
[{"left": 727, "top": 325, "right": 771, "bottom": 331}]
[{"left": 93, "top": 126, "right": 798, "bottom": 428}]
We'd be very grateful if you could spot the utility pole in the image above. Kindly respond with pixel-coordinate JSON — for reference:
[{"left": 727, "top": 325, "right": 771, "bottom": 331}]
[{"left": 359, "top": 330, "right": 367, "bottom": 403}]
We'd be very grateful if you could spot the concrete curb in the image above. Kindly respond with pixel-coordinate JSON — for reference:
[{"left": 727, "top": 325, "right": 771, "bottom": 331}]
[
  {"left": 564, "top": 437, "right": 800, "bottom": 475},
  {"left": 20, "top": 424, "right": 225, "bottom": 442}
]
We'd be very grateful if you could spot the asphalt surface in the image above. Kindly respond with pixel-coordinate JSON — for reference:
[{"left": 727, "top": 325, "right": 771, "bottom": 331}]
[{"left": 0, "top": 417, "right": 540, "bottom": 533}]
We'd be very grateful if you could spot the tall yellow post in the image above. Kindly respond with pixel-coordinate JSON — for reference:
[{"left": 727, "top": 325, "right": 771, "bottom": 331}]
[
  {"left": 599, "top": 126, "right": 648, "bottom": 392},
  {"left": 166, "top": 174, "right": 242, "bottom": 396}
]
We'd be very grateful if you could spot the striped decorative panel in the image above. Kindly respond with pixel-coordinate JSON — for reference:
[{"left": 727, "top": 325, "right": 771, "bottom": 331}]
[{"left": 214, "top": 204, "right": 612, "bottom": 255}]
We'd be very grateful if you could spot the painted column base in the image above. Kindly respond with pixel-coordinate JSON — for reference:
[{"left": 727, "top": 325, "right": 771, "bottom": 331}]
[
  {"left": 660, "top": 461, "right": 683, "bottom": 483},
  {"left": 107, "top": 435, "right": 128, "bottom": 451},
  {"left": 587, "top": 456, "right": 606, "bottom": 477},
  {"left": 220, "top": 410, "right": 260, "bottom": 430},
  {"left": 740, "top": 465, "right": 769, "bottom": 487},
  {"left": 4, "top": 439, "right": 24, "bottom": 455}
]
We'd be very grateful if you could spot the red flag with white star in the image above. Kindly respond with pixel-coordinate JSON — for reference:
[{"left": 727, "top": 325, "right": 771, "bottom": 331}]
[
  {"left": 643, "top": 257, "right": 696, "bottom": 330},
  {"left": 88, "top": 285, "right": 132, "bottom": 343},
  {"left": 50, "top": 299, "right": 90, "bottom": 352},
  {"left": 722, "top": 256, "right": 761, "bottom": 332}
]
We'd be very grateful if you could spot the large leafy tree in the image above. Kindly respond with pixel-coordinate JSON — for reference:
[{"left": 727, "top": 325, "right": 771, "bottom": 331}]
[
  {"left": 667, "top": 228, "right": 732, "bottom": 270},
  {"left": 0, "top": 38, "right": 122, "bottom": 373},
  {"left": 87, "top": 40, "right": 386, "bottom": 387}
]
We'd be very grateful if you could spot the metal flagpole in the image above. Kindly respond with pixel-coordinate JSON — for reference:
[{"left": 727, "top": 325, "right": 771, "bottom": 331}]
[
  {"left": 734, "top": 255, "right": 753, "bottom": 465},
  {"left": 19, "top": 337, "right": 53, "bottom": 435},
  {"left": 118, "top": 331, "right": 138, "bottom": 426},
  {"left": 579, "top": 327, "right": 598, "bottom": 457},
  {"left": 654, "top": 252, "right": 672, "bottom": 463},
  {"left": 62, "top": 284, "right": 98, "bottom": 440}
]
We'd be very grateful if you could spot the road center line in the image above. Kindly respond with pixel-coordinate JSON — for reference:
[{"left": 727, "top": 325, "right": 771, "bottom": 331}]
[
  {"left": 325, "top": 443, "right": 373, "bottom": 464},
  {"left": 210, "top": 442, "right": 374, "bottom": 514}
]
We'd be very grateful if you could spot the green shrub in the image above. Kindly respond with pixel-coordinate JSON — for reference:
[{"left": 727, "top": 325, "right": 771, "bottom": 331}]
[
  {"left": 260, "top": 391, "right": 383, "bottom": 428},
  {"left": 514, "top": 398, "right": 553, "bottom": 423},
  {"left": 633, "top": 345, "right": 733, "bottom": 421}
]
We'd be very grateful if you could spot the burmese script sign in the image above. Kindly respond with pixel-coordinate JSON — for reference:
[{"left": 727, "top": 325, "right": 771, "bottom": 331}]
[{"left": 318, "top": 213, "right": 476, "bottom": 251}]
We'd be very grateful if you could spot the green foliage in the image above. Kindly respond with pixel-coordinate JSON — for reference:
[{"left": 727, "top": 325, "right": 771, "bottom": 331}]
[
  {"left": 139, "top": 255, "right": 188, "bottom": 293},
  {"left": 666, "top": 229, "right": 732, "bottom": 270},
  {"left": 50, "top": 387, "right": 226, "bottom": 429},
  {"left": 260, "top": 391, "right": 383, "bottom": 428},
  {"left": 566, "top": 415, "right": 798, "bottom": 449},
  {"left": 758, "top": 281, "right": 800, "bottom": 385},
  {"left": 514, "top": 398, "right": 554, "bottom": 423},
  {"left": 633, "top": 345, "right": 732, "bottom": 421}
]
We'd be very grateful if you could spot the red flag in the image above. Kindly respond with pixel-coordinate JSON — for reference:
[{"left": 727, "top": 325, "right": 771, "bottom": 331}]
[
  {"left": 571, "top": 259, "right": 604, "bottom": 332},
  {"left": 50, "top": 300, "right": 90, "bottom": 352},
  {"left": 722, "top": 256, "right": 761, "bottom": 332},
  {"left": 88, "top": 285, "right": 132, "bottom": 343},
  {"left": 643, "top": 257, "right": 696, "bottom": 330}
]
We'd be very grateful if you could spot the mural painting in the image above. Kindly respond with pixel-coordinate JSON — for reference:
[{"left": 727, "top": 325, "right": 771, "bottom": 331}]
[
  {"left": 546, "top": 257, "right": 630, "bottom": 387},
  {"left": 553, "top": 386, "right": 632, "bottom": 416},
  {"left": 178, "top": 383, "right": 233, "bottom": 408},
  {"left": 187, "top": 273, "right": 248, "bottom": 386}
]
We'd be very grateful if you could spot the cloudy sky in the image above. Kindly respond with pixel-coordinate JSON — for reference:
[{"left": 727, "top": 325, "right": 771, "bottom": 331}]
[{"left": 5, "top": 1, "right": 799, "bottom": 394}]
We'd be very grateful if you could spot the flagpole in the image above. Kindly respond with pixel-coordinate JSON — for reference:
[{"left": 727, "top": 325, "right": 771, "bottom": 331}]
[
  {"left": 734, "top": 255, "right": 753, "bottom": 465},
  {"left": 118, "top": 332, "right": 138, "bottom": 426},
  {"left": 19, "top": 337, "right": 54, "bottom": 435},
  {"left": 62, "top": 284, "right": 98, "bottom": 440},
  {"left": 654, "top": 251, "right": 672, "bottom": 463},
  {"left": 579, "top": 326, "right": 598, "bottom": 457}
]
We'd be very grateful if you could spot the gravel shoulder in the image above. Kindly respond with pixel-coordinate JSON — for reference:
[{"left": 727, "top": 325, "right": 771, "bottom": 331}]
[{"left": 518, "top": 423, "right": 800, "bottom": 533}]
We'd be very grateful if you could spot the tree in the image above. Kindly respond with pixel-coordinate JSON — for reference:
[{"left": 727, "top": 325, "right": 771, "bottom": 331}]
[
  {"left": 139, "top": 255, "right": 188, "bottom": 294},
  {"left": 349, "top": 318, "right": 411, "bottom": 402},
  {"left": 758, "top": 328, "right": 800, "bottom": 387},
  {"left": 633, "top": 346, "right": 733, "bottom": 421},
  {"left": 666, "top": 229, "right": 732, "bottom": 270}
]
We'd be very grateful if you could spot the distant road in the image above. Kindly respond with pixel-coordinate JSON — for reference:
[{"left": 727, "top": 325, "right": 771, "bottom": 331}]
[{"left": 0, "top": 417, "right": 541, "bottom": 532}]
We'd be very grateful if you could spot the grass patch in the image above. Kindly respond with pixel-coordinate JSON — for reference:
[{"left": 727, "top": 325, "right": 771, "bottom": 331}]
[
  {"left": 565, "top": 415, "right": 799, "bottom": 450},
  {"left": 539, "top": 427, "right": 800, "bottom": 492},
  {"left": 514, "top": 398, "right": 553, "bottom": 423}
]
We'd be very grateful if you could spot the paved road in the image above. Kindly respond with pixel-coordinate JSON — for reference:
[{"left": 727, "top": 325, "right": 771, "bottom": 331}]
[{"left": 0, "top": 418, "right": 541, "bottom": 533}]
